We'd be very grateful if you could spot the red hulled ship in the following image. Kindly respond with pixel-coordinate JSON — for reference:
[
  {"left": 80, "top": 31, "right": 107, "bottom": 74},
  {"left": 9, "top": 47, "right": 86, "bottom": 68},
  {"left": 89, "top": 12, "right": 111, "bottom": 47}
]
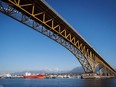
[{"left": 23, "top": 72, "right": 45, "bottom": 79}]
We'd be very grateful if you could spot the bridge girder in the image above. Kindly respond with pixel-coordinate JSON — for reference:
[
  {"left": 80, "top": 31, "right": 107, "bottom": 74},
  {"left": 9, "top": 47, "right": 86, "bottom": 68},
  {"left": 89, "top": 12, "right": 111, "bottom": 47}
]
[{"left": 0, "top": 0, "right": 116, "bottom": 75}]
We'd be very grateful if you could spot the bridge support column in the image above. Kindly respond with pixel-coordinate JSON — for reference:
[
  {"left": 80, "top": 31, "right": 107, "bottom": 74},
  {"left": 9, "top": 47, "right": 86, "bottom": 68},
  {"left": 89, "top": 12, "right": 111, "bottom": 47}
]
[
  {"left": 99, "top": 67, "right": 103, "bottom": 76},
  {"left": 104, "top": 68, "right": 109, "bottom": 76},
  {"left": 108, "top": 70, "right": 111, "bottom": 76}
]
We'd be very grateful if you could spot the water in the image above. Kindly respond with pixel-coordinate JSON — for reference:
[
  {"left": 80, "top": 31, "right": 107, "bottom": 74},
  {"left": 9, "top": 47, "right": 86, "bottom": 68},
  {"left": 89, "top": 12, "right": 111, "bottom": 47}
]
[{"left": 0, "top": 78, "right": 116, "bottom": 87}]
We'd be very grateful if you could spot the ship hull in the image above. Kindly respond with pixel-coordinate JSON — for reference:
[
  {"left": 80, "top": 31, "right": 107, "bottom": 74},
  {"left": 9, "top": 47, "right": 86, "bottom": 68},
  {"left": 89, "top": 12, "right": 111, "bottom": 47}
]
[{"left": 23, "top": 74, "right": 45, "bottom": 79}]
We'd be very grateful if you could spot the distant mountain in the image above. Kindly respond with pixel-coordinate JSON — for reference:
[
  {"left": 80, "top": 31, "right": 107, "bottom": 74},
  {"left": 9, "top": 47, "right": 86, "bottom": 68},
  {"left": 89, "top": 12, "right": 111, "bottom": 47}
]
[
  {"left": 69, "top": 66, "right": 84, "bottom": 74},
  {"left": 11, "top": 66, "right": 115, "bottom": 75},
  {"left": 11, "top": 69, "right": 68, "bottom": 75},
  {"left": 11, "top": 66, "right": 88, "bottom": 75}
]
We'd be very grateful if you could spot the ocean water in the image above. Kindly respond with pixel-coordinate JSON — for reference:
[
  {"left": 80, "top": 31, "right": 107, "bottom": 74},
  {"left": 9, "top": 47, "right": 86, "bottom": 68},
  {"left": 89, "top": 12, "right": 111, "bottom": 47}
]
[{"left": 0, "top": 78, "right": 116, "bottom": 87}]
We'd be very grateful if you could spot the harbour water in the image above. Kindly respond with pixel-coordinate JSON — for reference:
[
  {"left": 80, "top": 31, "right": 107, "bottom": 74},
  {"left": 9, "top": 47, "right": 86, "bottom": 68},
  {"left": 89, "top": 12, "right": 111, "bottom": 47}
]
[{"left": 0, "top": 78, "right": 116, "bottom": 87}]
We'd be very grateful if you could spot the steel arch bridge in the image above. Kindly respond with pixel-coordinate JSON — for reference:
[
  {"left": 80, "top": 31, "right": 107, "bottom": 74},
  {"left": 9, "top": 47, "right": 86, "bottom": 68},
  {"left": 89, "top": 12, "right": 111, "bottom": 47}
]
[{"left": 0, "top": 0, "right": 116, "bottom": 77}]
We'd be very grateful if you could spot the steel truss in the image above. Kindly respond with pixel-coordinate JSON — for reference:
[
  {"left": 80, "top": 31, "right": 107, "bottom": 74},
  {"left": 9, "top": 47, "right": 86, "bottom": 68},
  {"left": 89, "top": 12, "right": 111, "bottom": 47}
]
[{"left": 0, "top": 0, "right": 115, "bottom": 75}]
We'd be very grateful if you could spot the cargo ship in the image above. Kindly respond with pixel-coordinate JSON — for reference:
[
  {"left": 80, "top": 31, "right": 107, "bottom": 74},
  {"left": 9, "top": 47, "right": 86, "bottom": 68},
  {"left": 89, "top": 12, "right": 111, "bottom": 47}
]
[{"left": 23, "top": 72, "right": 45, "bottom": 79}]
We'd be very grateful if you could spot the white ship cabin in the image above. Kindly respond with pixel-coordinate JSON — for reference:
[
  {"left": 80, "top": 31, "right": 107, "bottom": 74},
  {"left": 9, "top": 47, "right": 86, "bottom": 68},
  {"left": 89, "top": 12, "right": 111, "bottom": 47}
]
[{"left": 25, "top": 72, "right": 31, "bottom": 76}]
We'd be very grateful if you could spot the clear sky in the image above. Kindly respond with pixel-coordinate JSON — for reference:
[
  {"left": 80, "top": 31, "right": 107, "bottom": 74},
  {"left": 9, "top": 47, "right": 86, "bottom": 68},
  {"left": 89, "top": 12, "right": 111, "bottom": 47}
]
[{"left": 0, "top": 0, "right": 116, "bottom": 74}]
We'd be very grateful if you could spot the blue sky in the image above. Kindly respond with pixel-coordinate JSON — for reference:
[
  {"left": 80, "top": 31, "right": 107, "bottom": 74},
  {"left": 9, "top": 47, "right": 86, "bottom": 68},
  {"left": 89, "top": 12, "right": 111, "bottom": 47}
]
[{"left": 0, "top": 0, "right": 116, "bottom": 73}]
